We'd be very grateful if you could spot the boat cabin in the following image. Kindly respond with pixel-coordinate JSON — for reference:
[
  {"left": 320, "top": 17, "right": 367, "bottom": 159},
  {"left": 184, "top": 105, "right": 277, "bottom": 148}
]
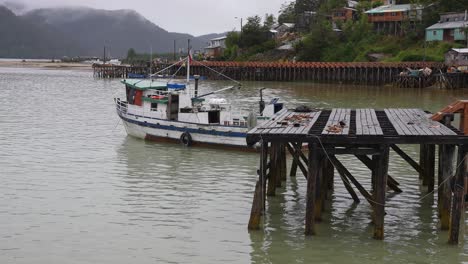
[{"left": 121, "top": 79, "right": 260, "bottom": 127}]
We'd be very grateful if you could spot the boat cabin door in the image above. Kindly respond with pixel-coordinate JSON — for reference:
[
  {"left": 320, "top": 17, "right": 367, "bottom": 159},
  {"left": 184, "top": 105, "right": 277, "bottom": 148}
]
[{"left": 167, "top": 94, "right": 179, "bottom": 121}]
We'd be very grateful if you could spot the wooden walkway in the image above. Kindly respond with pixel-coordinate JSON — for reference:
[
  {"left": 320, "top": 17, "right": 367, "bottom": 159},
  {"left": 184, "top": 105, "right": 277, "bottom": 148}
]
[{"left": 246, "top": 107, "right": 467, "bottom": 244}]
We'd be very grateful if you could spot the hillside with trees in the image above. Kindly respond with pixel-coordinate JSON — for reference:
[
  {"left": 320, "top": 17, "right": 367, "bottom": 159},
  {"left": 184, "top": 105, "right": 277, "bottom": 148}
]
[{"left": 220, "top": 0, "right": 467, "bottom": 62}]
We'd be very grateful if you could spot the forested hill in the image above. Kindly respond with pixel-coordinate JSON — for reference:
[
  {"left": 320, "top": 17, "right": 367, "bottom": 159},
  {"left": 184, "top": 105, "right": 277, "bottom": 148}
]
[
  {"left": 0, "top": 5, "right": 224, "bottom": 59},
  {"left": 0, "top": 6, "right": 83, "bottom": 58}
]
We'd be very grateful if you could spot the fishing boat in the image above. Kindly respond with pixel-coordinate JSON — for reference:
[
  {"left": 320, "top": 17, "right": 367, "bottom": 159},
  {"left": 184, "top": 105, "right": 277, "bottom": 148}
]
[{"left": 115, "top": 56, "right": 283, "bottom": 148}]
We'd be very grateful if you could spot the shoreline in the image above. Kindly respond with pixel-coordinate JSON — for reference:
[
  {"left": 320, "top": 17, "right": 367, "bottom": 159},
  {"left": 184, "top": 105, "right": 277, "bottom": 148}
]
[{"left": 0, "top": 60, "right": 93, "bottom": 70}]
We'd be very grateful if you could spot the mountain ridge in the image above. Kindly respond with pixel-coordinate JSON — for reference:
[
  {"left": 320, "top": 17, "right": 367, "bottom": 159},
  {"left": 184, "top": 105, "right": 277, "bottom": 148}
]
[{"left": 0, "top": 5, "right": 227, "bottom": 59}]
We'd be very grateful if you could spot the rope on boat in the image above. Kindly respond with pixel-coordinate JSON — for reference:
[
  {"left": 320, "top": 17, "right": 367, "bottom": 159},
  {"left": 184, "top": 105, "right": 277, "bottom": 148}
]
[
  {"left": 194, "top": 60, "right": 242, "bottom": 86},
  {"left": 149, "top": 57, "right": 187, "bottom": 78}
]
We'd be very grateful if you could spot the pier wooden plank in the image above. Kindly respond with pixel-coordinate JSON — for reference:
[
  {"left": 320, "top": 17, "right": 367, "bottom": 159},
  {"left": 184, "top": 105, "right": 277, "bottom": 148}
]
[
  {"left": 322, "top": 109, "right": 351, "bottom": 135},
  {"left": 371, "top": 109, "right": 384, "bottom": 135},
  {"left": 384, "top": 109, "right": 456, "bottom": 137},
  {"left": 248, "top": 108, "right": 289, "bottom": 134},
  {"left": 408, "top": 109, "right": 456, "bottom": 136},
  {"left": 356, "top": 109, "right": 383, "bottom": 136},
  {"left": 283, "top": 111, "right": 322, "bottom": 135}
]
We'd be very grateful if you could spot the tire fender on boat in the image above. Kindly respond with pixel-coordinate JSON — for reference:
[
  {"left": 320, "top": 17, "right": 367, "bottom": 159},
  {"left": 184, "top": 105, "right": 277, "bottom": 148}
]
[{"left": 180, "top": 132, "right": 192, "bottom": 146}]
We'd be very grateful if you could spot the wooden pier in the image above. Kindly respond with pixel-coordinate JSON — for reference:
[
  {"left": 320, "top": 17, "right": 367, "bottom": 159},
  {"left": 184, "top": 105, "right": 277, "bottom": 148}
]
[
  {"left": 93, "top": 61, "right": 452, "bottom": 87},
  {"left": 246, "top": 103, "right": 467, "bottom": 244}
]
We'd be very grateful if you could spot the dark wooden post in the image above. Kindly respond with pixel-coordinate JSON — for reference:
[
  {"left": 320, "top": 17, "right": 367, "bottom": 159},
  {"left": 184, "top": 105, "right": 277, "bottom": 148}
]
[
  {"left": 280, "top": 143, "right": 287, "bottom": 182},
  {"left": 448, "top": 144, "right": 467, "bottom": 244},
  {"left": 314, "top": 156, "right": 326, "bottom": 222},
  {"left": 324, "top": 158, "right": 334, "bottom": 191},
  {"left": 420, "top": 144, "right": 435, "bottom": 191},
  {"left": 275, "top": 143, "right": 282, "bottom": 188},
  {"left": 438, "top": 144, "right": 455, "bottom": 230},
  {"left": 305, "top": 142, "right": 320, "bottom": 236},
  {"left": 419, "top": 144, "right": 426, "bottom": 180},
  {"left": 373, "top": 146, "right": 389, "bottom": 240},
  {"left": 267, "top": 143, "right": 278, "bottom": 196},
  {"left": 426, "top": 145, "right": 436, "bottom": 192},
  {"left": 290, "top": 159, "right": 298, "bottom": 177},
  {"left": 248, "top": 141, "right": 269, "bottom": 230}
]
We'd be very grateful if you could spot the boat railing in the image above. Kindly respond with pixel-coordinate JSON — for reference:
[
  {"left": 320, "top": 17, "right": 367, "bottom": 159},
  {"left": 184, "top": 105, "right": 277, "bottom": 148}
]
[{"left": 115, "top": 98, "right": 128, "bottom": 114}]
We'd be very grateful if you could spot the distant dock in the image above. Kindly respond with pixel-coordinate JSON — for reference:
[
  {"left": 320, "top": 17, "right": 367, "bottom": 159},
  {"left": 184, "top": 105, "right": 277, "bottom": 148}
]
[
  {"left": 93, "top": 61, "right": 467, "bottom": 88},
  {"left": 246, "top": 101, "right": 467, "bottom": 244}
]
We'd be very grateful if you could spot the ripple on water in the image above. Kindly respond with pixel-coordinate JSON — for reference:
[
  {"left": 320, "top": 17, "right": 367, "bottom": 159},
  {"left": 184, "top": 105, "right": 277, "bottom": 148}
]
[{"left": 0, "top": 68, "right": 467, "bottom": 264}]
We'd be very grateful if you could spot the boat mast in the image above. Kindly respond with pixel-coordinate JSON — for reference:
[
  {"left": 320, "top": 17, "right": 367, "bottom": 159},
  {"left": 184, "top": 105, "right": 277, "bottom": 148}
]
[
  {"left": 150, "top": 45, "right": 153, "bottom": 76},
  {"left": 187, "top": 39, "right": 191, "bottom": 84}
]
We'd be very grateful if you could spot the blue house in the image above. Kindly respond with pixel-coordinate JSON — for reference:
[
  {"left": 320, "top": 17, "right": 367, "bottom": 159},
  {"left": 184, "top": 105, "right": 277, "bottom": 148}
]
[{"left": 426, "top": 12, "right": 468, "bottom": 42}]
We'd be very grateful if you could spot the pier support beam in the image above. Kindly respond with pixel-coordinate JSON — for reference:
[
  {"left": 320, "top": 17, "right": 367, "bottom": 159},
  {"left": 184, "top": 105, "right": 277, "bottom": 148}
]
[
  {"left": 448, "top": 145, "right": 467, "bottom": 245},
  {"left": 290, "top": 159, "right": 298, "bottom": 177},
  {"left": 356, "top": 154, "right": 402, "bottom": 193},
  {"left": 305, "top": 142, "right": 321, "bottom": 236},
  {"left": 267, "top": 143, "right": 279, "bottom": 196},
  {"left": 373, "top": 146, "right": 389, "bottom": 240},
  {"left": 438, "top": 144, "right": 455, "bottom": 230},
  {"left": 279, "top": 143, "right": 287, "bottom": 183},
  {"left": 248, "top": 141, "right": 269, "bottom": 230},
  {"left": 422, "top": 145, "right": 436, "bottom": 191}
]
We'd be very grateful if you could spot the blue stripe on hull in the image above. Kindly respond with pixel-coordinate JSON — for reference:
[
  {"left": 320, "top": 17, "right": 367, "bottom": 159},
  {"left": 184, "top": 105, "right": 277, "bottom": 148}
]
[{"left": 118, "top": 112, "right": 248, "bottom": 138}]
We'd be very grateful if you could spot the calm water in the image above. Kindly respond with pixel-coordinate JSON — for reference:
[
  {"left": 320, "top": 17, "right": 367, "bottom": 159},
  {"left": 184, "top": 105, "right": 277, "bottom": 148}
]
[{"left": 0, "top": 67, "right": 466, "bottom": 264}]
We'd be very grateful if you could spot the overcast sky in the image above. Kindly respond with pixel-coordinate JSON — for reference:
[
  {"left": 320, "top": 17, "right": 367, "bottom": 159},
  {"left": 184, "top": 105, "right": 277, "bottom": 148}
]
[{"left": 7, "top": 0, "right": 290, "bottom": 36}]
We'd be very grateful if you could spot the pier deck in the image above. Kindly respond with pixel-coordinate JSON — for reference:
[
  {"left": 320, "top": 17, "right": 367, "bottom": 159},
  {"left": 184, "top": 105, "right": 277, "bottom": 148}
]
[{"left": 247, "top": 107, "right": 467, "bottom": 244}]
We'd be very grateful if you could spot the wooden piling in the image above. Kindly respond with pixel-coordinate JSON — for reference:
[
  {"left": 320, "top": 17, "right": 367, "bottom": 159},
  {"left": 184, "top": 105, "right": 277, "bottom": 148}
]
[
  {"left": 373, "top": 146, "right": 389, "bottom": 240},
  {"left": 305, "top": 142, "right": 320, "bottom": 236},
  {"left": 421, "top": 145, "right": 436, "bottom": 192},
  {"left": 248, "top": 141, "right": 268, "bottom": 230},
  {"left": 448, "top": 144, "right": 467, "bottom": 244},
  {"left": 267, "top": 143, "right": 278, "bottom": 196},
  {"left": 438, "top": 144, "right": 455, "bottom": 230},
  {"left": 280, "top": 143, "right": 287, "bottom": 182},
  {"left": 290, "top": 159, "right": 298, "bottom": 177}
]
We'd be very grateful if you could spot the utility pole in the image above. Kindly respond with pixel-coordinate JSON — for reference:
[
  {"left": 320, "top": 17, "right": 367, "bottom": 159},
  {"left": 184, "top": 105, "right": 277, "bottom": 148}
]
[
  {"left": 173, "top": 40, "right": 176, "bottom": 61},
  {"left": 103, "top": 46, "right": 106, "bottom": 64}
]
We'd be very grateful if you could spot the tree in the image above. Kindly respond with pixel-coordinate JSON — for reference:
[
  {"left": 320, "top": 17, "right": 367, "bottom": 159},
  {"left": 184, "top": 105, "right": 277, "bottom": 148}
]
[
  {"left": 224, "top": 31, "right": 240, "bottom": 60},
  {"left": 297, "top": 20, "right": 337, "bottom": 61},
  {"left": 295, "top": 0, "right": 321, "bottom": 15},
  {"left": 278, "top": 1, "right": 296, "bottom": 24},
  {"left": 264, "top": 13, "right": 276, "bottom": 29},
  {"left": 240, "top": 16, "right": 268, "bottom": 48},
  {"left": 127, "top": 48, "right": 136, "bottom": 60}
]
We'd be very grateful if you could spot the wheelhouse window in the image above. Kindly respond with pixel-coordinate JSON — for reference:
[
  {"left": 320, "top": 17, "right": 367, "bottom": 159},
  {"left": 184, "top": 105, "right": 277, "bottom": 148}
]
[{"left": 151, "top": 103, "right": 158, "bottom": 111}]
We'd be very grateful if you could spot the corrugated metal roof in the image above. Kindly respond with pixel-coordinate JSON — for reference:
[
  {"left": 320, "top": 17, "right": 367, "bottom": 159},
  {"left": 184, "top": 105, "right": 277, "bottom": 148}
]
[
  {"left": 121, "top": 79, "right": 167, "bottom": 90},
  {"left": 210, "top": 36, "right": 227, "bottom": 41},
  {"left": 365, "top": 4, "right": 422, "bottom": 14},
  {"left": 426, "top": 21, "right": 468, "bottom": 30},
  {"left": 452, "top": 48, "right": 468, "bottom": 54}
]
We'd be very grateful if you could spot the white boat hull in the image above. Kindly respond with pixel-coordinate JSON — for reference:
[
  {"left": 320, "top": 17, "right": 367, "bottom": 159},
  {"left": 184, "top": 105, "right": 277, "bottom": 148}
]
[{"left": 118, "top": 110, "right": 250, "bottom": 148}]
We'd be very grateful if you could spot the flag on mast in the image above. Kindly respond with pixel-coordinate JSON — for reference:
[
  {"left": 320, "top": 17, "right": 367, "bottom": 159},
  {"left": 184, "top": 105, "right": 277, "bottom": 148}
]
[{"left": 189, "top": 49, "right": 193, "bottom": 64}]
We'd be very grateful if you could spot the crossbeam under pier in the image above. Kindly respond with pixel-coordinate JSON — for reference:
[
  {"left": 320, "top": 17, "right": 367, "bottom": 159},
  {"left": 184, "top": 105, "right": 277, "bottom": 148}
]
[{"left": 247, "top": 107, "right": 467, "bottom": 244}]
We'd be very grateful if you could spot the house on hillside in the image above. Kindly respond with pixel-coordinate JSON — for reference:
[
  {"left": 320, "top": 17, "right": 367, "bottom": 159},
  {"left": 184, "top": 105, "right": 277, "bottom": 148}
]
[
  {"left": 204, "top": 36, "right": 227, "bottom": 59},
  {"left": 332, "top": 0, "right": 358, "bottom": 24},
  {"left": 365, "top": 3, "right": 424, "bottom": 35},
  {"left": 371, "top": 0, "right": 396, "bottom": 6},
  {"left": 445, "top": 48, "right": 468, "bottom": 67},
  {"left": 426, "top": 12, "right": 468, "bottom": 42},
  {"left": 275, "top": 23, "right": 295, "bottom": 35}
]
